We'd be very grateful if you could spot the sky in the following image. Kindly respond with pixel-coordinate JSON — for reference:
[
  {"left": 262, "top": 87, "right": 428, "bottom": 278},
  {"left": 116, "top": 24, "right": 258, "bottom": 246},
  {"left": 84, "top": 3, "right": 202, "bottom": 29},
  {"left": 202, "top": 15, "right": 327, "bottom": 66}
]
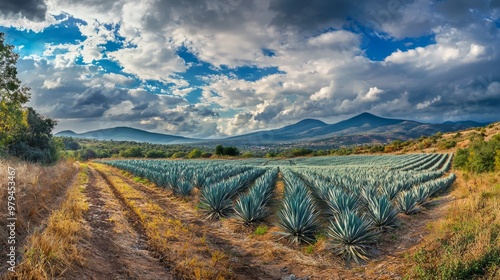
[{"left": 0, "top": 0, "right": 499, "bottom": 138}]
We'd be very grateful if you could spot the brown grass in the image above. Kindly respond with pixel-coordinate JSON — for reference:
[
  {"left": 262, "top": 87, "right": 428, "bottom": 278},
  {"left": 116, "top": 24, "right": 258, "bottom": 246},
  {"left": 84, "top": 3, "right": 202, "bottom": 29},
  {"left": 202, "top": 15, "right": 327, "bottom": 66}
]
[
  {"left": 4, "top": 163, "right": 89, "bottom": 279},
  {"left": 405, "top": 170, "right": 500, "bottom": 279},
  {"left": 0, "top": 158, "right": 78, "bottom": 275}
]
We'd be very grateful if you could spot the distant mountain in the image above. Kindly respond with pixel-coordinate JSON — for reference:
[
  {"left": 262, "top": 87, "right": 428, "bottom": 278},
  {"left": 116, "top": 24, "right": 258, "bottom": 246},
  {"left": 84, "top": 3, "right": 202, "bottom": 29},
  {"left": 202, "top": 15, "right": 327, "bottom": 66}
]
[
  {"left": 55, "top": 113, "right": 487, "bottom": 147},
  {"left": 220, "top": 112, "right": 485, "bottom": 146},
  {"left": 55, "top": 127, "right": 198, "bottom": 144}
]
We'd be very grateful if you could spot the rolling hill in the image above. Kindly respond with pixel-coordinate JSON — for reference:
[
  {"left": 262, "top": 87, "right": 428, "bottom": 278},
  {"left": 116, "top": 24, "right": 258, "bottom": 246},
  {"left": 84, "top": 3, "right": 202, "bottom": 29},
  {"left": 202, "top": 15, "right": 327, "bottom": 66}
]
[
  {"left": 56, "top": 127, "right": 198, "bottom": 144},
  {"left": 56, "top": 113, "right": 486, "bottom": 146}
]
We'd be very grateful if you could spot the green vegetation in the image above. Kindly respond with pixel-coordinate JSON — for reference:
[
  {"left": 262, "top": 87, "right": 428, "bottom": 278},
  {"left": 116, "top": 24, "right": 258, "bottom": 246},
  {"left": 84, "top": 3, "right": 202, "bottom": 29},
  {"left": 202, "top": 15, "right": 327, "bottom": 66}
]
[
  {"left": 253, "top": 225, "right": 268, "bottom": 235},
  {"left": 454, "top": 135, "right": 500, "bottom": 173},
  {"left": 1, "top": 33, "right": 59, "bottom": 164},
  {"left": 407, "top": 170, "right": 500, "bottom": 279},
  {"left": 215, "top": 144, "right": 240, "bottom": 156}
]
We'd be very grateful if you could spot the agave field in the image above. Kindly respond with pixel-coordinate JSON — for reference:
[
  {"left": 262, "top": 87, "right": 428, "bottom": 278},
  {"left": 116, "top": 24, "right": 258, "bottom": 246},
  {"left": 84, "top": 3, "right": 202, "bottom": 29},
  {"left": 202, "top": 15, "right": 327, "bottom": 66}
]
[{"left": 101, "top": 153, "right": 455, "bottom": 264}]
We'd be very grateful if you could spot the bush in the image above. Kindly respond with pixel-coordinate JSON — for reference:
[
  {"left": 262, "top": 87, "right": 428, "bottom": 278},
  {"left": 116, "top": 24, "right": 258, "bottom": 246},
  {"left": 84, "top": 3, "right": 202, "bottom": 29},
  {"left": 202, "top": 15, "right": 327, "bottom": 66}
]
[
  {"left": 290, "top": 148, "right": 313, "bottom": 157},
  {"left": 241, "top": 152, "right": 253, "bottom": 158},
  {"left": 171, "top": 151, "right": 187, "bottom": 159},
  {"left": 223, "top": 146, "right": 239, "bottom": 156},
  {"left": 145, "top": 150, "right": 165, "bottom": 158},
  {"left": 120, "top": 147, "right": 144, "bottom": 158},
  {"left": 187, "top": 148, "right": 203, "bottom": 159},
  {"left": 454, "top": 136, "right": 500, "bottom": 173},
  {"left": 201, "top": 152, "right": 213, "bottom": 158}
]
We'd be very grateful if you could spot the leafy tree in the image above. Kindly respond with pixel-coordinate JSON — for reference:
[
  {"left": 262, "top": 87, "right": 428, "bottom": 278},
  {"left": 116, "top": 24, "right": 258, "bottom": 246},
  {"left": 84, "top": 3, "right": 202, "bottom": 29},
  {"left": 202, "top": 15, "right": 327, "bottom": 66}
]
[
  {"left": 80, "top": 148, "right": 97, "bottom": 160},
  {"left": 215, "top": 144, "right": 224, "bottom": 156},
  {"left": 146, "top": 150, "right": 165, "bottom": 158},
  {"left": 60, "top": 137, "right": 81, "bottom": 150},
  {"left": 120, "top": 147, "right": 144, "bottom": 158},
  {"left": 8, "top": 108, "right": 59, "bottom": 163},
  {"left": 188, "top": 148, "right": 203, "bottom": 159},
  {"left": 0, "top": 33, "right": 31, "bottom": 147},
  {"left": 223, "top": 146, "right": 240, "bottom": 156}
]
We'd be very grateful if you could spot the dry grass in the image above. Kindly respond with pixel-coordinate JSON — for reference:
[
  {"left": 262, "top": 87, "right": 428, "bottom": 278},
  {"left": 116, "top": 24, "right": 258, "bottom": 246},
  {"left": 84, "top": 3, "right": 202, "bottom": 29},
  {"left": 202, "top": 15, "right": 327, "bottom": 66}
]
[
  {"left": 90, "top": 162, "right": 232, "bottom": 280},
  {"left": 4, "top": 163, "right": 89, "bottom": 280},
  {"left": 406, "top": 170, "right": 500, "bottom": 279},
  {"left": 0, "top": 158, "right": 78, "bottom": 274}
]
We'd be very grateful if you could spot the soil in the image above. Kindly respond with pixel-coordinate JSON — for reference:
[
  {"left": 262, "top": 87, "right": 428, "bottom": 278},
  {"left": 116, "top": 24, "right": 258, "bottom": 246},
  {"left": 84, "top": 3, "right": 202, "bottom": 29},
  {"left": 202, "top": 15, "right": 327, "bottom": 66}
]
[{"left": 65, "top": 167, "right": 172, "bottom": 280}]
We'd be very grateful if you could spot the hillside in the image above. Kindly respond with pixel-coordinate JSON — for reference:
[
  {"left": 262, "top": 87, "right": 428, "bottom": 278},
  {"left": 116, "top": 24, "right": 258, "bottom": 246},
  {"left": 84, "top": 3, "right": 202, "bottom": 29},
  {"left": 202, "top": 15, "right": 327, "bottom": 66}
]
[{"left": 56, "top": 126, "right": 198, "bottom": 144}]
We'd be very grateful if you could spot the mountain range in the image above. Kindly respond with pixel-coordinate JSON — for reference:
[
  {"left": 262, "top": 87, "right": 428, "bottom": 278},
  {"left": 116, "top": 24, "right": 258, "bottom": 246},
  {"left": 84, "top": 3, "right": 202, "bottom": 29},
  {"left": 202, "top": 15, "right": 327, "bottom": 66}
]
[{"left": 56, "top": 112, "right": 486, "bottom": 147}]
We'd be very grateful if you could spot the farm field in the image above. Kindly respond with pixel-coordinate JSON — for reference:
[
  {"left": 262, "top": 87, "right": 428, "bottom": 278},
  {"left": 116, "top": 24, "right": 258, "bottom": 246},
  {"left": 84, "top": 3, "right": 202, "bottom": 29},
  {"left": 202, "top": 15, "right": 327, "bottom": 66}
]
[{"left": 89, "top": 153, "right": 455, "bottom": 279}]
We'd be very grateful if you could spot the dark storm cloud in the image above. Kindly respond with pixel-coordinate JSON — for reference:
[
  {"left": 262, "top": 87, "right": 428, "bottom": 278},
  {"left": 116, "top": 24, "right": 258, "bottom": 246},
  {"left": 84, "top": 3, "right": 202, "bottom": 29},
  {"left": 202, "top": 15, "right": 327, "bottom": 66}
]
[
  {"left": 140, "top": 0, "right": 254, "bottom": 32},
  {"left": 0, "top": 0, "right": 47, "bottom": 21},
  {"left": 268, "top": 0, "right": 354, "bottom": 31},
  {"left": 268, "top": 0, "right": 499, "bottom": 37}
]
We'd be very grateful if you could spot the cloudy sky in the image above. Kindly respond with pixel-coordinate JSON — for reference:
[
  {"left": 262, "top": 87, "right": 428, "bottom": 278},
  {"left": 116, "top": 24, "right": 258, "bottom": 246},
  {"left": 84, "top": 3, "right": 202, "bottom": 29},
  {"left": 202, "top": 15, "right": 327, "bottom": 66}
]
[{"left": 1, "top": 0, "right": 499, "bottom": 137}]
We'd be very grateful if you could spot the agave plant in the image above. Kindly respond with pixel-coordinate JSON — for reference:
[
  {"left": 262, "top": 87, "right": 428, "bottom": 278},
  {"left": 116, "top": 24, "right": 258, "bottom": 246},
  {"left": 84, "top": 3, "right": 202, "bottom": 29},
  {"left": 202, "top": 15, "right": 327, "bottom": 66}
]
[
  {"left": 233, "top": 194, "right": 267, "bottom": 225},
  {"left": 360, "top": 185, "right": 379, "bottom": 208},
  {"left": 198, "top": 183, "right": 232, "bottom": 219},
  {"left": 395, "top": 190, "right": 419, "bottom": 215},
  {"left": 325, "top": 189, "right": 359, "bottom": 217},
  {"left": 381, "top": 183, "right": 401, "bottom": 200},
  {"left": 411, "top": 185, "right": 430, "bottom": 206},
  {"left": 174, "top": 180, "right": 194, "bottom": 196},
  {"left": 328, "top": 211, "right": 378, "bottom": 265},
  {"left": 364, "top": 195, "right": 399, "bottom": 231},
  {"left": 276, "top": 195, "right": 319, "bottom": 244}
]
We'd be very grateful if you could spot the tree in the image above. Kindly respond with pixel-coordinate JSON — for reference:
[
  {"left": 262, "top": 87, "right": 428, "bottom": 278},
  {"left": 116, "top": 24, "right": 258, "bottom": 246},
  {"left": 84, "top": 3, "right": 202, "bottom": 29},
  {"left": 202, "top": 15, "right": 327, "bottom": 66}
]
[
  {"left": 223, "top": 146, "right": 239, "bottom": 156},
  {"left": 188, "top": 148, "right": 203, "bottom": 159},
  {"left": 146, "top": 150, "right": 165, "bottom": 158},
  {"left": 0, "top": 33, "right": 31, "bottom": 147},
  {"left": 215, "top": 144, "right": 224, "bottom": 156},
  {"left": 8, "top": 108, "right": 59, "bottom": 163},
  {"left": 120, "top": 147, "right": 144, "bottom": 158},
  {"left": 61, "top": 137, "right": 81, "bottom": 150}
]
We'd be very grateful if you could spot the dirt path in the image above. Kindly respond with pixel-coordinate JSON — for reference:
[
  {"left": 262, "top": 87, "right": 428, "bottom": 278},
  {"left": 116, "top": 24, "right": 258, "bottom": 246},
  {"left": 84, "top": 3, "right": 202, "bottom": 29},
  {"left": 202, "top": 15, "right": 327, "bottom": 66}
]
[{"left": 67, "top": 167, "right": 172, "bottom": 280}]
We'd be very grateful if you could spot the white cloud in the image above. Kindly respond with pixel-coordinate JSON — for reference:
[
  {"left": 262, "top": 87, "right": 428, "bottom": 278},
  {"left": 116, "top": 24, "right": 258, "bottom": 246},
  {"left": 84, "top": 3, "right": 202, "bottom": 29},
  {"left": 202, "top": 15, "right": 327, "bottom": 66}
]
[
  {"left": 416, "top": 95, "right": 441, "bottom": 109},
  {"left": 42, "top": 77, "right": 62, "bottom": 89}
]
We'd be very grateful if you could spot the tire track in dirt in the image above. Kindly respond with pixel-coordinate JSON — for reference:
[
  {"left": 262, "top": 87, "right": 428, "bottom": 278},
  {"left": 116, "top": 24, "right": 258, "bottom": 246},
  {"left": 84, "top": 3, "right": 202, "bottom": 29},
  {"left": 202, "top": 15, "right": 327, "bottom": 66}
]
[{"left": 69, "top": 167, "right": 173, "bottom": 280}]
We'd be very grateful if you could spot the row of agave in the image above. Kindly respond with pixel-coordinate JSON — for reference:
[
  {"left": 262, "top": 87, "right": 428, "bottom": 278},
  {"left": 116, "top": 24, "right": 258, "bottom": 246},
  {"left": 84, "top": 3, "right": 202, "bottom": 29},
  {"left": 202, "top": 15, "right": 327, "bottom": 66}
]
[
  {"left": 276, "top": 169, "right": 320, "bottom": 244},
  {"left": 233, "top": 168, "right": 279, "bottom": 225},
  {"left": 198, "top": 168, "right": 266, "bottom": 219},
  {"left": 102, "top": 160, "right": 252, "bottom": 196},
  {"left": 290, "top": 153, "right": 431, "bottom": 168},
  {"left": 276, "top": 168, "right": 456, "bottom": 264},
  {"left": 399, "top": 153, "right": 443, "bottom": 171}
]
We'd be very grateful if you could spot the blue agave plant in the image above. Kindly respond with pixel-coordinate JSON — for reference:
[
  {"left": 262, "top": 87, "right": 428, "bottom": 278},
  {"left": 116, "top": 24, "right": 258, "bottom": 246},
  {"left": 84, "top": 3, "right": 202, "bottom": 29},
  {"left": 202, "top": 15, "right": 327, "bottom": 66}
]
[{"left": 328, "top": 211, "right": 378, "bottom": 265}]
